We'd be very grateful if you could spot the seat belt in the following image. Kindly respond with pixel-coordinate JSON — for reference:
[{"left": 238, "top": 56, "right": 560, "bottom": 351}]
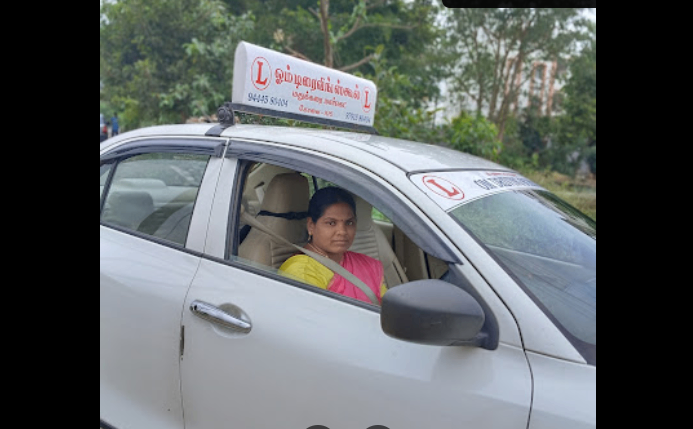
[
  {"left": 240, "top": 211, "right": 379, "bottom": 305},
  {"left": 393, "top": 226, "right": 407, "bottom": 272}
]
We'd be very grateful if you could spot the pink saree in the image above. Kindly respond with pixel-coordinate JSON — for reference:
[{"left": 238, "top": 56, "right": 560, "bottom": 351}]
[{"left": 327, "top": 251, "right": 385, "bottom": 303}]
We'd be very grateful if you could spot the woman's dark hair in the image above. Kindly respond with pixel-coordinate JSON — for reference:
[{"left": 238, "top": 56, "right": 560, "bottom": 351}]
[{"left": 308, "top": 186, "right": 356, "bottom": 221}]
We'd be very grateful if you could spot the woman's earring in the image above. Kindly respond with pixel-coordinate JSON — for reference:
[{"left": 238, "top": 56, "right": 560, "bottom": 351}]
[{"left": 308, "top": 232, "right": 312, "bottom": 242}]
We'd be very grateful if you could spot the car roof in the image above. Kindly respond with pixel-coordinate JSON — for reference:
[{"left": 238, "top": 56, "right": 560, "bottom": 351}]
[{"left": 101, "top": 123, "right": 509, "bottom": 174}]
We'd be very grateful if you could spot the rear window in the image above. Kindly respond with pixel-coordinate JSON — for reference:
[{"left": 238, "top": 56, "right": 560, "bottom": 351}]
[{"left": 100, "top": 153, "right": 210, "bottom": 246}]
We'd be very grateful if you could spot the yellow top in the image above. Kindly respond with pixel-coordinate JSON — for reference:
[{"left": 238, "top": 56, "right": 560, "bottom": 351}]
[{"left": 279, "top": 253, "right": 387, "bottom": 300}]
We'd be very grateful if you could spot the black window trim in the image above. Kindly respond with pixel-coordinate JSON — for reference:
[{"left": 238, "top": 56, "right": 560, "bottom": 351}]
[{"left": 99, "top": 137, "right": 226, "bottom": 163}]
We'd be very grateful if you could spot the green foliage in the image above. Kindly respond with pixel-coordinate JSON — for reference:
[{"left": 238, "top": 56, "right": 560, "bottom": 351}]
[
  {"left": 357, "top": 54, "right": 503, "bottom": 160},
  {"left": 555, "top": 21, "right": 596, "bottom": 176},
  {"left": 439, "top": 7, "right": 594, "bottom": 149},
  {"left": 521, "top": 169, "right": 596, "bottom": 221},
  {"left": 499, "top": 101, "right": 592, "bottom": 176},
  {"left": 364, "top": 54, "right": 437, "bottom": 141},
  {"left": 224, "top": 0, "right": 443, "bottom": 106},
  {"left": 445, "top": 113, "right": 501, "bottom": 160},
  {"left": 100, "top": 3, "right": 595, "bottom": 186},
  {"left": 100, "top": 0, "right": 254, "bottom": 129},
  {"left": 495, "top": 20, "right": 596, "bottom": 178},
  {"left": 585, "top": 145, "right": 596, "bottom": 176}
]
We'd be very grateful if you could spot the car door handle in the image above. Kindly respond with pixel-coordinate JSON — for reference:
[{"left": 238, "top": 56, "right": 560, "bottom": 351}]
[{"left": 189, "top": 300, "right": 252, "bottom": 333}]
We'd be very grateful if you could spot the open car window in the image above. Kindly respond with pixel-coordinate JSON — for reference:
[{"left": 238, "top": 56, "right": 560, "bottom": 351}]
[{"left": 230, "top": 161, "right": 450, "bottom": 301}]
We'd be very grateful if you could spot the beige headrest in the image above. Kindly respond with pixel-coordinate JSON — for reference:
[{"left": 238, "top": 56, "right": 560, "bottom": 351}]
[
  {"left": 352, "top": 194, "right": 373, "bottom": 232},
  {"left": 261, "top": 173, "right": 310, "bottom": 214}
]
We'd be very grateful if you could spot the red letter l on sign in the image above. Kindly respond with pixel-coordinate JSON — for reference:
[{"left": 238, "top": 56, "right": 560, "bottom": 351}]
[{"left": 255, "top": 61, "right": 268, "bottom": 85}]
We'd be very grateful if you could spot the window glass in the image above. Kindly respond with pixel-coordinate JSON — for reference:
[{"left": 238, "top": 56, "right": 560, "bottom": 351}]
[
  {"left": 101, "top": 153, "right": 210, "bottom": 246},
  {"left": 450, "top": 189, "right": 596, "bottom": 358}
]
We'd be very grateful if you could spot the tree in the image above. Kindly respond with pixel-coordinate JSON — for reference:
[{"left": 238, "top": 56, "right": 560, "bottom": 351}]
[
  {"left": 554, "top": 20, "right": 596, "bottom": 176},
  {"left": 100, "top": 0, "right": 254, "bottom": 127},
  {"left": 440, "top": 8, "right": 592, "bottom": 141},
  {"left": 225, "top": 0, "right": 444, "bottom": 108}
]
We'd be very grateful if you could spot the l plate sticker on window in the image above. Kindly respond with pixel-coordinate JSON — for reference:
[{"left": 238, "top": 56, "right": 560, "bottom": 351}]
[{"left": 411, "top": 171, "right": 544, "bottom": 211}]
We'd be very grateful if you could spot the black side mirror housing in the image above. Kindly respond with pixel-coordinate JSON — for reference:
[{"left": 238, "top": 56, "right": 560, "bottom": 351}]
[{"left": 381, "top": 280, "right": 487, "bottom": 347}]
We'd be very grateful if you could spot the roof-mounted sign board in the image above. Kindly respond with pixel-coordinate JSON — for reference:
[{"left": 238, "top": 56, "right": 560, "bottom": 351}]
[{"left": 232, "top": 41, "right": 378, "bottom": 134}]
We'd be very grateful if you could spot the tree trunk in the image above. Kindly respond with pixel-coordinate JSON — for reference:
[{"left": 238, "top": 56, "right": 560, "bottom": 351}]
[
  {"left": 319, "top": 0, "right": 333, "bottom": 68},
  {"left": 546, "top": 59, "right": 558, "bottom": 118},
  {"left": 497, "top": 49, "right": 524, "bottom": 142}
]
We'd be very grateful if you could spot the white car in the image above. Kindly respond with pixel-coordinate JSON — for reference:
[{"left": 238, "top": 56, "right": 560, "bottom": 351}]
[{"left": 100, "top": 42, "right": 595, "bottom": 429}]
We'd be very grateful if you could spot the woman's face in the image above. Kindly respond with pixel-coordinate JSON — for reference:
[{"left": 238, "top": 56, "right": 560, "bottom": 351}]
[{"left": 307, "top": 202, "right": 357, "bottom": 257}]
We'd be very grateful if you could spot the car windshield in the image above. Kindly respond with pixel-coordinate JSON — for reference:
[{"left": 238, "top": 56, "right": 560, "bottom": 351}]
[{"left": 412, "top": 171, "right": 595, "bottom": 364}]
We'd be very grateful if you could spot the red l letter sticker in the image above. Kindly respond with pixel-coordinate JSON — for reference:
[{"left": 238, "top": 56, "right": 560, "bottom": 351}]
[
  {"left": 251, "top": 57, "right": 271, "bottom": 90},
  {"left": 363, "top": 88, "right": 372, "bottom": 112},
  {"left": 422, "top": 176, "right": 465, "bottom": 200},
  {"left": 255, "top": 61, "right": 268, "bottom": 85}
]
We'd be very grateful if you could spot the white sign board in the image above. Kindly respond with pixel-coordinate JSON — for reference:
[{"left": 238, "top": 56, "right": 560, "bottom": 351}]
[
  {"left": 410, "top": 171, "right": 544, "bottom": 211},
  {"left": 232, "top": 41, "right": 378, "bottom": 131}
]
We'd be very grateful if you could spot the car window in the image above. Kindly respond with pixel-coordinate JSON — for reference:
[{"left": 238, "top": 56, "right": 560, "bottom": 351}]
[
  {"left": 100, "top": 153, "right": 210, "bottom": 246},
  {"left": 308, "top": 176, "right": 392, "bottom": 223},
  {"left": 228, "top": 159, "right": 455, "bottom": 308}
]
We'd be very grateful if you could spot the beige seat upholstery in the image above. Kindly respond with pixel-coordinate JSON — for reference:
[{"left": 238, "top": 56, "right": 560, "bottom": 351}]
[
  {"left": 349, "top": 194, "right": 409, "bottom": 288},
  {"left": 106, "top": 191, "right": 155, "bottom": 231},
  {"left": 238, "top": 173, "right": 310, "bottom": 269}
]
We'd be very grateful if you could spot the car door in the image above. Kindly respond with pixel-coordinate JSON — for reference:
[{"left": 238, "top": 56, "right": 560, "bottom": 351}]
[
  {"left": 100, "top": 139, "right": 224, "bottom": 429},
  {"left": 178, "top": 146, "right": 534, "bottom": 429}
]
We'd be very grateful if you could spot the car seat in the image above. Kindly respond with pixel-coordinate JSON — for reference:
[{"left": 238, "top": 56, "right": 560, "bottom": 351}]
[
  {"left": 105, "top": 190, "right": 155, "bottom": 231},
  {"left": 349, "top": 194, "right": 409, "bottom": 288},
  {"left": 238, "top": 173, "right": 310, "bottom": 269}
]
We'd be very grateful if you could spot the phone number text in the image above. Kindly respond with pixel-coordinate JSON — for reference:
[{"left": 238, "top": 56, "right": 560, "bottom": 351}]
[
  {"left": 247, "top": 92, "right": 289, "bottom": 107},
  {"left": 345, "top": 112, "right": 372, "bottom": 124}
]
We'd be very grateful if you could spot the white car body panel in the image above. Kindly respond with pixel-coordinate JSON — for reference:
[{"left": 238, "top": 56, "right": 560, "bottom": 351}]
[
  {"left": 184, "top": 155, "right": 225, "bottom": 253},
  {"left": 526, "top": 352, "right": 596, "bottom": 429},
  {"left": 202, "top": 155, "right": 237, "bottom": 257},
  {"left": 180, "top": 259, "right": 533, "bottom": 429},
  {"left": 100, "top": 227, "right": 199, "bottom": 429}
]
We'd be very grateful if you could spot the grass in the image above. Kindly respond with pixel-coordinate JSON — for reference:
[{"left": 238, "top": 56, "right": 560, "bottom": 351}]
[{"left": 521, "top": 170, "right": 597, "bottom": 221}]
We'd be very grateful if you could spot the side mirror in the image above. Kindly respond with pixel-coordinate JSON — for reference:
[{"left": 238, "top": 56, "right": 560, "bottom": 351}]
[{"left": 381, "top": 280, "right": 486, "bottom": 347}]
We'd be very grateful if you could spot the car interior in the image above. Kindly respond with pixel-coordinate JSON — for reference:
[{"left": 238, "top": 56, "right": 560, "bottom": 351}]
[
  {"left": 236, "top": 162, "right": 449, "bottom": 289},
  {"left": 100, "top": 156, "right": 206, "bottom": 246}
]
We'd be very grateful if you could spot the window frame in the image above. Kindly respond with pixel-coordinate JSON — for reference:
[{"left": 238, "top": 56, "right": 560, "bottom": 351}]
[
  {"left": 100, "top": 137, "right": 225, "bottom": 249},
  {"left": 225, "top": 140, "right": 460, "bottom": 264}
]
